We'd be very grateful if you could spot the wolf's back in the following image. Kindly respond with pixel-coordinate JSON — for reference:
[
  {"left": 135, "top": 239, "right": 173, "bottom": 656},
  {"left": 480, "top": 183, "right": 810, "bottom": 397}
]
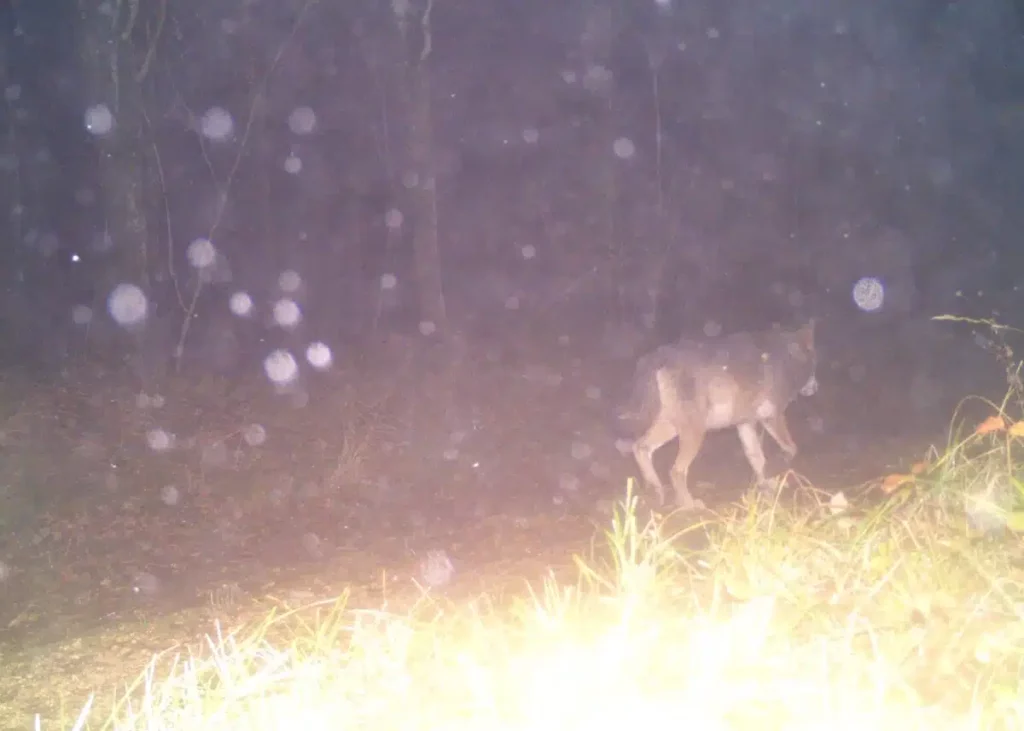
[{"left": 613, "top": 323, "right": 815, "bottom": 437}]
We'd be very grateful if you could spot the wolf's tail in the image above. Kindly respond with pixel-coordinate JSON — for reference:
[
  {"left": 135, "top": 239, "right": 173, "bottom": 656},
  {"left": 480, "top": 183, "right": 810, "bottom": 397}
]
[{"left": 614, "top": 348, "right": 666, "bottom": 438}]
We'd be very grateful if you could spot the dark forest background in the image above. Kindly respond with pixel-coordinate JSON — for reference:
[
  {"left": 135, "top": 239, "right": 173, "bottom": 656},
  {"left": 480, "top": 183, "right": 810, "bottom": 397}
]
[{"left": 0, "top": 0, "right": 1021, "bottom": 517}]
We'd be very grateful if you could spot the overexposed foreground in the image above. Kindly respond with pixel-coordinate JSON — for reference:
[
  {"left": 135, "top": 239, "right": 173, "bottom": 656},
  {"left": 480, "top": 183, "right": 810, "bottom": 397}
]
[{"left": 49, "top": 440, "right": 1024, "bottom": 731}]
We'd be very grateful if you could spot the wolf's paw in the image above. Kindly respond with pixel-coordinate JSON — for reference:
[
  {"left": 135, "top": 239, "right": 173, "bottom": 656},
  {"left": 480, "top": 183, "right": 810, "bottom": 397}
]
[{"left": 674, "top": 497, "right": 706, "bottom": 511}]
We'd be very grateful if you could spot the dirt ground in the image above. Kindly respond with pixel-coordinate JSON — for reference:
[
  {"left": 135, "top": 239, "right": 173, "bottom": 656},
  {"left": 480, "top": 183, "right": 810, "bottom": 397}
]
[{"left": 0, "top": 333, "right": 945, "bottom": 728}]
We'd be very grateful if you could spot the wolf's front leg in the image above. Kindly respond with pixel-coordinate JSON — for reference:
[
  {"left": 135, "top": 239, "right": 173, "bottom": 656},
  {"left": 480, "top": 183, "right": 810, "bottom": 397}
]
[
  {"left": 761, "top": 414, "right": 798, "bottom": 463},
  {"left": 736, "top": 422, "right": 775, "bottom": 491}
]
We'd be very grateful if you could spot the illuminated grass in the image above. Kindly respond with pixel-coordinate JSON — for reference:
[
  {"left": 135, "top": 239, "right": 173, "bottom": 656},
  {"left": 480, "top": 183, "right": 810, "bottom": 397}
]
[{"left": 42, "top": 457, "right": 1024, "bottom": 731}]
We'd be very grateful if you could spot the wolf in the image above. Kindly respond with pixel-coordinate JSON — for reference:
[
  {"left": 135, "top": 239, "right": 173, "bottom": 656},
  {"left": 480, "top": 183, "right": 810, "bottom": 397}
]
[{"left": 617, "top": 321, "right": 819, "bottom": 510}]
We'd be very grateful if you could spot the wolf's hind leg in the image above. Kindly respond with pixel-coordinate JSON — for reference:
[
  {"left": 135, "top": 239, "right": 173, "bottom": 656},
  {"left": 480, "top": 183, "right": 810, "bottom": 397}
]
[{"left": 632, "top": 417, "right": 676, "bottom": 506}]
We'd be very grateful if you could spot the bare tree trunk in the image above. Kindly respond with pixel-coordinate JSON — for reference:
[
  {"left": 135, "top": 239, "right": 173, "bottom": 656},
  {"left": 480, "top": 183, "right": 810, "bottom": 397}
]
[
  {"left": 77, "top": 0, "right": 158, "bottom": 373},
  {"left": 407, "top": 60, "right": 447, "bottom": 333},
  {"left": 78, "top": 2, "right": 151, "bottom": 293},
  {"left": 0, "top": 36, "right": 20, "bottom": 284},
  {"left": 392, "top": 0, "right": 447, "bottom": 336}
]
